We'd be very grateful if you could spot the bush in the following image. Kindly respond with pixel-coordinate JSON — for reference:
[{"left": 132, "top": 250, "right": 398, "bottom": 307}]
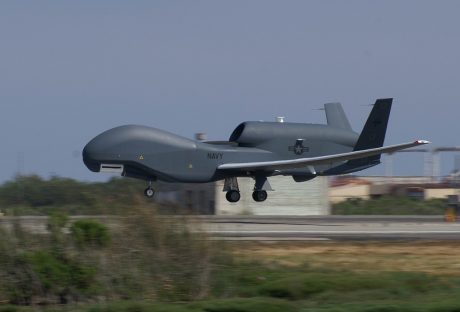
[
  {"left": 26, "top": 251, "right": 96, "bottom": 303},
  {"left": 71, "top": 220, "right": 111, "bottom": 248},
  {"left": 0, "top": 227, "right": 41, "bottom": 305}
]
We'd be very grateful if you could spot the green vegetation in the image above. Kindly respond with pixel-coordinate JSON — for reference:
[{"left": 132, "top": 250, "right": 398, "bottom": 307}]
[
  {"left": 71, "top": 220, "right": 111, "bottom": 248},
  {"left": 3, "top": 211, "right": 460, "bottom": 311},
  {"left": 332, "top": 196, "right": 447, "bottom": 215},
  {"left": 3, "top": 261, "right": 460, "bottom": 311},
  {"left": 0, "top": 201, "right": 223, "bottom": 306},
  {"left": 0, "top": 175, "right": 177, "bottom": 216}
]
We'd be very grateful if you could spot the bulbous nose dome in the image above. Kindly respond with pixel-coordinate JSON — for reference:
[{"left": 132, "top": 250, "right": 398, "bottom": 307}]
[
  {"left": 82, "top": 125, "right": 144, "bottom": 172},
  {"left": 83, "top": 125, "right": 197, "bottom": 173}
]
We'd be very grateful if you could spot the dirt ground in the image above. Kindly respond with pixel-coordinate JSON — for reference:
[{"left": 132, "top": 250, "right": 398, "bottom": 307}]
[{"left": 231, "top": 241, "right": 460, "bottom": 275}]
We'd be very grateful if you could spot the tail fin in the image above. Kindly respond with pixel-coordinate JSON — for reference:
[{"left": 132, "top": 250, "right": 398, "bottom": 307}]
[
  {"left": 354, "top": 98, "right": 392, "bottom": 151},
  {"left": 324, "top": 98, "right": 393, "bottom": 175},
  {"left": 324, "top": 103, "right": 352, "bottom": 131}
]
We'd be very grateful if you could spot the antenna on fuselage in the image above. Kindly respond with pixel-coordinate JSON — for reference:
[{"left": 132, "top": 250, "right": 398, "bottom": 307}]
[{"left": 195, "top": 133, "right": 207, "bottom": 141}]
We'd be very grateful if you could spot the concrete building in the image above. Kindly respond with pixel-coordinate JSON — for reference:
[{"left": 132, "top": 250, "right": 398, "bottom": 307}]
[
  {"left": 425, "top": 188, "right": 459, "bottom": 199},
  {"left": 215, "top": 176, "right": 330, "bottom": 216},
  {"left": 329, "top": 176, "right": 460, "bottom": 203},
  {"left": 329, "top": 177, "right": 372, "bottom": 204}
]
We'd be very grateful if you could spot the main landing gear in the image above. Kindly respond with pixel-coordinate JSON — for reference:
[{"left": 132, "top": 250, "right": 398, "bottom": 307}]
[
  {"left": 252, "top": 190, "right": 267, "bottom": 202},
  {"left": 223, "top": 176, "right": 272, "bottom": 203},
  {"left": 226, "top": 190, "right": 241, "bottom": 203},
  {"left": 144, "top": 181, "right": 155, "bottom": 198},
  {"left": 224, "top": 177, "right": 241, "bottom": 203},
  {"left": 251, "top": 175, "right": 272, "bottom": 202}
]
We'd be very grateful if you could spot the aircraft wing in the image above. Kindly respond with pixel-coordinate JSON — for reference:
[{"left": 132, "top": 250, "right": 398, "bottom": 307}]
[{"left": 218, "top": 140, "right": 430, "bottom": 171}]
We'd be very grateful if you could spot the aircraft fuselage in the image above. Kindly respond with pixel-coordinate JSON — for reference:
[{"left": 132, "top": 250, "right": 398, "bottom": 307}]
[{"left": 83, "top": 123, "right": 359, "bottom": 183}]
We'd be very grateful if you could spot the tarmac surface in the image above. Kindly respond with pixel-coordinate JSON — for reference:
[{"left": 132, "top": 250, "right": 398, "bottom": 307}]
[
  {"left": 197, "top": 216, "right": 460, "bottom": 241},
  {"left": 2, "top": 215, "right": 460, "bottom": 241}
]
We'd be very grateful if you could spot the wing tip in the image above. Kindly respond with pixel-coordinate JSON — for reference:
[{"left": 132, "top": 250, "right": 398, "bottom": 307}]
[{"left": 415, "top": 140, "right": 431, "bottom": 145}]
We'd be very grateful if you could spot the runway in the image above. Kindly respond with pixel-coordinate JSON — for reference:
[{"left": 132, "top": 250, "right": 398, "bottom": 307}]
[
  {"left": 2, "top": 215, "right": 460, "bottom": 241},
  {"left": 197, "top": 216, "right": 460, "bottom": 241}
]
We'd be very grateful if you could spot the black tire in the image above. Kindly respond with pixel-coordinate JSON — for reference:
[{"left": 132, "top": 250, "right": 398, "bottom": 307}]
[
  {"left": 252, "top": 190, "right": 267, "bottom": 202},
  {"left": 226, "top": 190, "right": 241, "bottom": 203},
  {"left": 144, "top": 188, "right": 155, "bottom": 198}
]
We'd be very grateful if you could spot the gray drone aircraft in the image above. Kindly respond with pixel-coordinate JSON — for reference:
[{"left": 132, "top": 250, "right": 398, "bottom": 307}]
[{"left": 83, "top": 98, "right": 429, "bottom": 202}]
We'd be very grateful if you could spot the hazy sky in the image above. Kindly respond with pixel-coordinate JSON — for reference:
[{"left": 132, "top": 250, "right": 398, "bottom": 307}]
[{"left": 0, "top": 0, "right": 459, "bottom": 183}]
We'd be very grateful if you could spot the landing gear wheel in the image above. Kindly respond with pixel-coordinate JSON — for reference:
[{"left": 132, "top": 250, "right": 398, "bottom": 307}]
[
  {"left": 252, "top": 190, "right": 268, "bottom": 202},
  {"left": 144, "top": 187, "right": 155, "bottom": 198},
  {"left": 226, "top": 190, "right": 241, "bottom": 203}
]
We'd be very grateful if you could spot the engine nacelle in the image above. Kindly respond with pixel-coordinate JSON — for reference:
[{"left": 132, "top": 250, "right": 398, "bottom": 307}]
[
  {"left": 292, "top": 175, "right": 316, "bottom": 182},
  {"left": 229, "top": 121, "right": 358, "bottom": 149}
]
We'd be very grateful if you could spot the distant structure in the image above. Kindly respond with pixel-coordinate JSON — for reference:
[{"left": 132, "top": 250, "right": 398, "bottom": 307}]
[
  {"left": 216, "top": 176, "right": 329, "bottom": 216},
  {"left": 431, "top": 147, "right": 460, "bottom": 180},
  {"left": 385, "top": 147, "right": 460, "bottom": 181},
  {"left": 330, "top": 174, "right": 460, "bottom": 204},
  {"left": 328, "top": 147, "right": 460, "bottom": 204}
]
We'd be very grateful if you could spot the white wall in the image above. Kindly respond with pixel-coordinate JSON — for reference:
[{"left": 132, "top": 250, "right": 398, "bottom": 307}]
[{"left": 215, "top": 176, "right": 329, "bottom": 216}]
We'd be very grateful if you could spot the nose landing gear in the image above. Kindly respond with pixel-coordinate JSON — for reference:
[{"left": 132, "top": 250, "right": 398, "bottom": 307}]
[{"left": 144, "top": 181, "right": 155, "bottom": 198}]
